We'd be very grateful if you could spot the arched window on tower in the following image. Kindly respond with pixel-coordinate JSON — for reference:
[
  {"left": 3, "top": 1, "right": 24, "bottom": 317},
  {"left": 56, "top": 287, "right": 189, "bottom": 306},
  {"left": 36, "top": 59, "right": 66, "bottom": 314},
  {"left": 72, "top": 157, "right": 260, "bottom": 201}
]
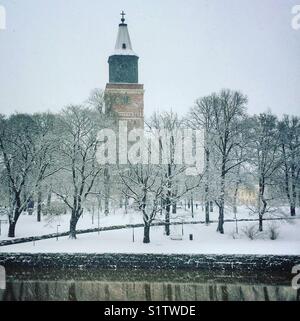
[{"left": 122, "top": 43, "right": 126, "bottom": 49}]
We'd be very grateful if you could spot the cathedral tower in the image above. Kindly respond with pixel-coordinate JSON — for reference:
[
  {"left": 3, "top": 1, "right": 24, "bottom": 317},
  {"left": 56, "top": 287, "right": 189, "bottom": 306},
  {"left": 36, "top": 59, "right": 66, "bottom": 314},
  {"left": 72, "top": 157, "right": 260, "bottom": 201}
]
[{"left": 105, "top": 12, "right": 144, "bottom": 129}]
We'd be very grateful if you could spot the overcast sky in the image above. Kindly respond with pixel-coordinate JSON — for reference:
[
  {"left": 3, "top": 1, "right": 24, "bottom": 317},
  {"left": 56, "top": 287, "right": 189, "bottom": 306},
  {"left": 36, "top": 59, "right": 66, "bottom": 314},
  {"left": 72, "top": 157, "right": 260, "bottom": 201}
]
[{"left": 0, "top": 0, "right": 299, "bottom": 117}]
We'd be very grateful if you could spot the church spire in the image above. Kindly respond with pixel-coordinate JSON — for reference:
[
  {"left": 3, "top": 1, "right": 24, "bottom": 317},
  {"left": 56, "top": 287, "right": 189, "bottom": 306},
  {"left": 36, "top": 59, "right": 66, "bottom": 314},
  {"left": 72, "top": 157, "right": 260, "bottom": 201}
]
[
  {"left": 108, "top": 12, "right": 139, "bottom": 83},
  {"left": 113, "top": 11, "right": 137, "bottom": 56}
]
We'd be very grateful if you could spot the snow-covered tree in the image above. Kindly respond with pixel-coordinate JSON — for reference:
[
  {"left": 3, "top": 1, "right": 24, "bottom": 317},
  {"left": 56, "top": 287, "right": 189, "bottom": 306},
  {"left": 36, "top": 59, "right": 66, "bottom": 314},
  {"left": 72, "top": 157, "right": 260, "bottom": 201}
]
[
  {"left": 0, "top": 113, "right": 59, "bottom": 237},
  {"left": 120, "top": 163, "right": 164, "bottom": 243},
  {"left": 207, "top": 90, "right": 248, "bottom": 234},
  {"left": 187, "top": 95, "right": 217, "bottom": 224},
  {"left": 278, "top": 115, "right": 300, "bottom": 216},
  {"left": 53, "top": 106, "right": 102, "bottom": 239},
  {"left": 148, "top": 111, "right": 183, "bottom": 235},
  {"left": 248, "top": 112, "right": 281, "bottom": 231}
]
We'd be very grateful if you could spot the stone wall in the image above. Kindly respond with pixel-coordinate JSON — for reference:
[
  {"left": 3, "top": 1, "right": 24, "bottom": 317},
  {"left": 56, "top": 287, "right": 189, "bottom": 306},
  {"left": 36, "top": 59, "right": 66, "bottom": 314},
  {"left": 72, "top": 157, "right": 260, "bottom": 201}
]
[{"left": 0, "top": 253, "right": 299, "bottom": 272}]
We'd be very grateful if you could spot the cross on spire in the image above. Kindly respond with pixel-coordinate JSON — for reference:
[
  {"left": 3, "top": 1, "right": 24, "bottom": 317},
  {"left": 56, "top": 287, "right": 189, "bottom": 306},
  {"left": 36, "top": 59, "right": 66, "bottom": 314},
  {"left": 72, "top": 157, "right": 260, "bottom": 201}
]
[{"left": 120, "top": 11, "right": 126, "bottom": 24}]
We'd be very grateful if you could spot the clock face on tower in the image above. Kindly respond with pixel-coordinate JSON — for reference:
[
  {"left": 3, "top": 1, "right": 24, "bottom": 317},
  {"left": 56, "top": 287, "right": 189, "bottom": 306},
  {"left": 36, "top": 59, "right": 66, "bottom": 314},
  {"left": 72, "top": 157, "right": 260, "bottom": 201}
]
[{"left": 117, "top": 62, "right": 129, "bottom": 81}]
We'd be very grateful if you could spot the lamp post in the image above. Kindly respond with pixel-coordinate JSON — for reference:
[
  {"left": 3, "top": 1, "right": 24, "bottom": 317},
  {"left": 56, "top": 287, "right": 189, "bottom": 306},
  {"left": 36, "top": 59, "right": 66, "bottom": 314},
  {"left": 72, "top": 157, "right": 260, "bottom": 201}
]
[
  {"left": 56, "top": 224, "right": 61, "bottom": 241},
  {"left": 95, "top": 194, "right": 100, "bottom": 235},
  {"left": 92, "top": 205, "right": 94, "bottom": 225},
  {"left": 98, "top": 209, "right": 100, "bottom": 235}
]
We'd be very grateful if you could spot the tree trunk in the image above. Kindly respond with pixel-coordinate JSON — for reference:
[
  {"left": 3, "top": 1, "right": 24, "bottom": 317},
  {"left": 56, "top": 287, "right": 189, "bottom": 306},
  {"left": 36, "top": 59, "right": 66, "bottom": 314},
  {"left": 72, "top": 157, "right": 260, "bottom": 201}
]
[
  {"left": 92, "top": 203, "right": 95, "bottom": 225},
  {"left": 125, "top": 194, "right": 128, "bottom": 214},
  {"left": 233, "top": 202, "right": 237, "bottom": 215},
  {"left": 217, "top": 202, "right": 224, "bottom": 234},
  {"left": 143, "top": 223, "right": 150, "bottom": 243},
  {"left": 291, "top": 175, "right": 297, "bottom": 216},
  {"left": 97, "top": 196, "right": 102, "bottom": 213},
  {"left": 204, "top": 148, "right": 210, "bottom": 224},
  {"left": 259, "top": 214, "right": 263, "bottom": 232},
  {"left": 283, "top": 158, "right": 294, "bottom": 216},
  {"left": 8, "top": 196, "right": 22, "bottom": 238},
  {"left": 23, "top": 192, "right": 28, "bottom": 212},
  {"left": 165, "top": 209, "right": 170, "bottom": 236},
  {"left": 282, "top": 145, "right": 297, "bottom": 217},
  {"left": 258, "top": 178, "right": 266, "bottom": 232},
  {"left": 37, "top": 189, "right": 42, "bottom": 222},
  {"left": 69, "top": 212, "right": 79, "bottom": 239},
  {"left": 233, "top": 185, "right": 239, "bottom": 234},
  {"left": 205, "top": 200, "right": 209, "bottom": 225},
  {"left": 8, "top": 221, "right": 16, "bottom": 238},
  {"left": 47, "top": 190, "right": 52, "bottom": 208},
  {"left": 104, "top": 166, "right": 110, "bottom": 216},
  {"left": 217, "top": 170, "right": 225, "bottom": 234},
  {"left": 159, "top": 197, "right": 164, "bottom": 216},
  {"left": 290, "top": 205, "right": 296, "bottom": 217},
  {"left": 172, "top": 201, "right": 177, "bottom": 214},
  {"left": 165, "top": 163, "right": 172, "bottom": 235},
  {"left": 233, "top": 184, "right": 238, "bottom": 215},
  {"left": 104, "top": 199, "right": 109, "bottom": 215}
]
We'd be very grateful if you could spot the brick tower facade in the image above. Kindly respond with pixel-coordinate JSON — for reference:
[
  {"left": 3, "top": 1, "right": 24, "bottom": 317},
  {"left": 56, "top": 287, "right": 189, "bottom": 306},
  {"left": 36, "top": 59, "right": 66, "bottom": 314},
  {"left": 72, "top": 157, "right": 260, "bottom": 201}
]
[{"left": 105, "top": 12, "right": 144, "bottom": 130}]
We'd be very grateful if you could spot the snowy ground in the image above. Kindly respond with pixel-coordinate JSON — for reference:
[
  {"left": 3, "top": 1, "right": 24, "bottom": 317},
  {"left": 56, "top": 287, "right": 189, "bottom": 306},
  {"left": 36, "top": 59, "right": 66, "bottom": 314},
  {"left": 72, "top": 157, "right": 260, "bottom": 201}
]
[
  {"left": 0, "top": 208, "right": 143, "bottom": 241},
  {"left": 0, "top": 205, "right": 292, "bottom": 240},
  {"left": 0, "top": 206, "right": 299, "bottom": 255}
]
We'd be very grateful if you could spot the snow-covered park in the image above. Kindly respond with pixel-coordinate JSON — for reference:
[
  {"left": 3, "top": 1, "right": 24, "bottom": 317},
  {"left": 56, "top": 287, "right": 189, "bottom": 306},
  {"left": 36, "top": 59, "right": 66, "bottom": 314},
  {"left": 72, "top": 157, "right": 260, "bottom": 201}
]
[
  {"left": 1, "top": 206, "right": 299, "bottom": 255},
  {"left": 1, "top": 2, "right": 300, "bottom": 305}
]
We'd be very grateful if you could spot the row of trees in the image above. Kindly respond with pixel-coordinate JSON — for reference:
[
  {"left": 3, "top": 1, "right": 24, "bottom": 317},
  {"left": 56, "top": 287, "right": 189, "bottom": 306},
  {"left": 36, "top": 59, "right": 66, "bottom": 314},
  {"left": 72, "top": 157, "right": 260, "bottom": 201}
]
[
  {"left": 0, "top": 89, "right": 299, "bottom": 242},
  {"left": 189, "top": 91, "right": 300, "bottom": 233}
]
